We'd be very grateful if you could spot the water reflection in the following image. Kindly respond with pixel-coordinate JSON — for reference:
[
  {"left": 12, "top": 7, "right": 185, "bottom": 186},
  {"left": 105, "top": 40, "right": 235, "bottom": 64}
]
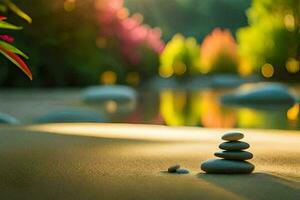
[
  {"left": 95, "top": 88, "right": 300, "bottom": 130},
  {"left": 198, "top": 91, "right": 237, "bottom": 128},
  {"left": 160, "top": 90, "right": 201, "bottom": 126},
  {"left": 157, "top": 89, "right": 300, "bottom": 130},
  {"left": 286, "top": 104, "right": 300, "bottom": 129}
]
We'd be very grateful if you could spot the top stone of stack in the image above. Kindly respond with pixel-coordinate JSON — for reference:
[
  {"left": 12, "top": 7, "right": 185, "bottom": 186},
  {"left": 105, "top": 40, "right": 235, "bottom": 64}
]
[{"left": 221, "top": 132, "right": 244, "bottom": 141}]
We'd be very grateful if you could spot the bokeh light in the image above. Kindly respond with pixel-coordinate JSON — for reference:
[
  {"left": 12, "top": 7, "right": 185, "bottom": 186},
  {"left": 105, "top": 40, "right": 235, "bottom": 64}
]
[
  {"left": 106, "top": 100, "right": 118, "bottom": 113},
  {"left": 100, "top": 71, "right": 117, "bottom": 84},
  {"left": 126, "top": 72, "right": 140, "bottom": 85},
  {"left": 287, "top": 104, "right": 299, "bottom": 121},
  {"left": 64, "top": 0, "right": 76, "bottom": 12},
  {"left": 284, "top": 14, "right": 295, "bottom": 31},
  {"left": 261, "top": 63, "right": 274, "bottom": 78},
  {"left": 286, "top": 58, "right": 300, "bottom": 73}
]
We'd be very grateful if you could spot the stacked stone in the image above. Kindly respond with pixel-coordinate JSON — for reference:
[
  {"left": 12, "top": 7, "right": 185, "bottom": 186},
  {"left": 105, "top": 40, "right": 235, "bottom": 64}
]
[{"left": 201, "top": 132, "right": 255, "bottom": 174}]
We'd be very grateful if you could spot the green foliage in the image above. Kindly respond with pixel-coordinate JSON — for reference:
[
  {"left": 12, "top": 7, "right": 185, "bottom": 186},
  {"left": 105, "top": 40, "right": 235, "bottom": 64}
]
[
  {"left": 206, "top": 53, "right": 239, "bottom": 74},
  {"left": 238, "top": 17, "right": 289, "bottom": 70},
  {"left": 125, "top": 0, "right": 250, "bottom": 41},
  {"left": 5, "top": 0, "right": 32, "bottom": 23},
  {"left": 0, "top": 40, "right": 28, "bottom": 58},
  {"left": 0, "top": 1, "right": 32, "bottom": 80},
  {"left": 137, "top": 44, "right": 161, "bottom": 79},
  {"left": 237, "top": 0, "right": 300, "bottom": 78},
  {"left": 0, "top": 0, "right": 253, "bottom": 86},
  {"left": 0, "top": 20, "right": 21, "bottom": 29},
  {"left": 1, "top": 0, "right": 100, "bottom": 86},
  {"left": 1, "top": 0, "right": 162, "bottom": 86},
  {"left": 160, "top": 34, "right": 200, "bottom": 78}
]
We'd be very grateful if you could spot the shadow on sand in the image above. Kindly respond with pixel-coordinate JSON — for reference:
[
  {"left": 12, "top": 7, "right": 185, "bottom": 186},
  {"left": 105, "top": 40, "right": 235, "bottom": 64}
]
[{"left": 197, "top": 172, "right": 300, "bottom": 200}]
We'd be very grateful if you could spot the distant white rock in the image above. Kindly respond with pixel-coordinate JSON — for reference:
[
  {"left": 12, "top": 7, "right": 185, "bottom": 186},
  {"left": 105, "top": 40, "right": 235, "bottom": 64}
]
[
  {"left": 82, "top": 85, "right": 137, "bottom": 104},
  {"left": 0, "top": 113, "right": 20, "bottom": 125},
  {"left": 185, "top": 76, "right": 211, "bottom": 90},
  {"left": 145, "top": 76, "right": 180, "bottom": 91},
  {"left": 211, "top": 74, "right": 246, "bottom": 88},
  {"left": 221, "top": 83, "right": 296, "bottom": 106},
  {"left": 186, "top": 75, "right": 260, "bottom": 90},
  {"left": 35, "top": 110, "right": 107, "bottom": 123}
]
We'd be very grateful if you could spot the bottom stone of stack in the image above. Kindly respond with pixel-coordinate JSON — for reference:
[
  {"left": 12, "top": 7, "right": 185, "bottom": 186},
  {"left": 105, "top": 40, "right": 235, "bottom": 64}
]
[{"left": 201, "top": 159, "right": 255, "bottom": 174}]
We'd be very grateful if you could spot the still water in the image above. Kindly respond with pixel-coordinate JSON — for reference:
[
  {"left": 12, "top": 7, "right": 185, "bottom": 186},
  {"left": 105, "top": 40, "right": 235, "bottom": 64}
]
[
  {"left": 0, "top": 87, "right": 299, "bottom": 130},
  {"left": 110, "top": 88, "right": 300, "bottom": 130}
]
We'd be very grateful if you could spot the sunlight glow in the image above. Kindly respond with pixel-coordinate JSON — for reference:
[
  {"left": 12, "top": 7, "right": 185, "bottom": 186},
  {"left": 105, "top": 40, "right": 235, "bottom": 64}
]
[
  {"left": 26, "top": 123, "right": 220, "bottom": 142},
  {"left": 25, "top": 123, "right": 300, "bottom": 143}
]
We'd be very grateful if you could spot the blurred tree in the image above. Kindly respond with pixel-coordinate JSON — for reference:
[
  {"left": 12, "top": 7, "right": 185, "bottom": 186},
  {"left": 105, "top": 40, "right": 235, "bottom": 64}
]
[
  {"left": 237, "top": 0, "right": 300, "bottom": 80},
  {"left": 125, "top": 0, "right": 250, "bottom": 41},
  {"left": 159, "top": 34, "right": 200, "bottom": 78},
  {"left": 1, "top": 0, "right": 102, "bottom": 86},
  {"left": 1, "top": 0, "right": 165, "bottom": 87},
  {"left": 95, "top": 0, "right": 164, "bottom": 82},
  {"left": 0, "top": 0, "right": 252, "bottom": 86},
  {"left": 200, "top": 28, "right": 239, "bottom": 74}
]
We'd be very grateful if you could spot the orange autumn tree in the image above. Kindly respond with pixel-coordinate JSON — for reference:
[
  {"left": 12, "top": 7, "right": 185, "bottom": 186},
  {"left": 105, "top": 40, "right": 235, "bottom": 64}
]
[{"left": 200, "top": 28, "right": 239, "bottom": 74}]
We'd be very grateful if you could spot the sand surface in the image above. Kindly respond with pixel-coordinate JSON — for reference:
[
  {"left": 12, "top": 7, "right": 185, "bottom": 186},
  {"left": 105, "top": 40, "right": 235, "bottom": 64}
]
[{"left": 0, "top": 123, "right": 299, "bottom": 200}]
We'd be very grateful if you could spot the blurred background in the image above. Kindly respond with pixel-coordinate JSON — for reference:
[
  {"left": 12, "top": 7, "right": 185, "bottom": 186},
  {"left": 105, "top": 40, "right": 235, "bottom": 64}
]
[{"left": 1, "top": 0, "right": 300, "bottom": 130}]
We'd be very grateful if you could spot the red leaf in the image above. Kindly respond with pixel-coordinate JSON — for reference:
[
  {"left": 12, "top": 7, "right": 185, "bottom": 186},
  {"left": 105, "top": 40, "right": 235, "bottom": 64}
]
[
  {"left": 0, "top": 46, "right": 32, "bottom": 80},
  {"left": 0, "top": 16, "right": 7, "bottom": 21},
  {"left": 0, "top": 34, "right": 14, "bottom": 43}
]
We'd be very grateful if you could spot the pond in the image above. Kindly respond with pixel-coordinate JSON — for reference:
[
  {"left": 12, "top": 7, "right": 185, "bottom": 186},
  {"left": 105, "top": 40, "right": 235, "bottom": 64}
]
[
  {"left": 113, "top": 88, "right": 300, "bottom": 130},
  {"left": 0, "top": 86, "right": 299, "bottom": 130}
]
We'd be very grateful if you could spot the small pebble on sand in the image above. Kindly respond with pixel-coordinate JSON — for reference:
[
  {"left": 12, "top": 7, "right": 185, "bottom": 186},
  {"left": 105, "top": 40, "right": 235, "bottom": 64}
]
[
  {"left": 168, "top": 164, "right": 180, "bottom": 173},
  {"left": 176, "top": 168, "right": 190, "bottom": 174}
]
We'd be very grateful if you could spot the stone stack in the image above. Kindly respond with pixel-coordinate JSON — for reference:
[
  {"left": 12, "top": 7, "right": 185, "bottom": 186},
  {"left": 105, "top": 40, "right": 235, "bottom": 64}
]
[{"left": 201, "top": 132, "right": 255, "bottom": 174}]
